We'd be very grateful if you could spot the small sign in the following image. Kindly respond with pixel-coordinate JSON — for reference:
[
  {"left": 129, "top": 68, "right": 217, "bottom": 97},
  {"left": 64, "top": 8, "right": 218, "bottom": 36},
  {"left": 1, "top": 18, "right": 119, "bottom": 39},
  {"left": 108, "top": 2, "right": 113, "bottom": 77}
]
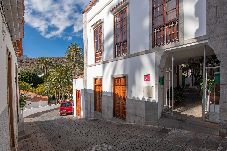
[{"left": 144, "top": 74, "right": 150, "bottom": 81}]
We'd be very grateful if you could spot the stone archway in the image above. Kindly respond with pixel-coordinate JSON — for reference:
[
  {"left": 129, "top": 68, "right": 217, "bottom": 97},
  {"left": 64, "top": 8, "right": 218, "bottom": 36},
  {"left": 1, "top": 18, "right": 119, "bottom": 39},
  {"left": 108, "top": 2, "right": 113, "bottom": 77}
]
[{"left": 157, "top": 44, "right": 221, "bottom": 122}]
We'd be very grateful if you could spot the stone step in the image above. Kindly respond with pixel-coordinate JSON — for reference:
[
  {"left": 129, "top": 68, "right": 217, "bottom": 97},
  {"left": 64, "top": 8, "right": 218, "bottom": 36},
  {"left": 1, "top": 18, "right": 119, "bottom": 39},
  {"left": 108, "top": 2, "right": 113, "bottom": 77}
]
[{"left": 160, "top": 112, "right": 219, "bottom": 135}]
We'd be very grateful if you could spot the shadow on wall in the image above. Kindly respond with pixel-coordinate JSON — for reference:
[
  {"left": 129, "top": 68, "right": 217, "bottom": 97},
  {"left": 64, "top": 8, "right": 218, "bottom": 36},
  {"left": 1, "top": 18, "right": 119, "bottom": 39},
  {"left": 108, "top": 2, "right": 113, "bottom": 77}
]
[
  {"left": 83, "top": 0, "right": 159, "bottom": 125},
  {"left": 81, "top": 89, "right": 159, "bottom": 125},
  {"left": 195, "top": 0, "right": 206, "bottom": 37},
  {"left": 183, "top": 0, "right": 206, "bottom": 39}
]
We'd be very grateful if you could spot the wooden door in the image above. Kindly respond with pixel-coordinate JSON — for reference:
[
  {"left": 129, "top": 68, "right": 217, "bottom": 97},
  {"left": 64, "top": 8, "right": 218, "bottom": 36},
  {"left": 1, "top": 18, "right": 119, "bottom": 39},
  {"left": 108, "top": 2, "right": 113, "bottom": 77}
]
[
  {"left": 113, "top": 77, "right": 126, "bottom": 120},
  {"left": 94, "top": 78, "right": 102, "bottom": 112},
  {"left": 7, "top": 54, "right": 15, "bottom": 148},
  {"left": 76, "top": 90, "right": 81, "bottom": 117}
]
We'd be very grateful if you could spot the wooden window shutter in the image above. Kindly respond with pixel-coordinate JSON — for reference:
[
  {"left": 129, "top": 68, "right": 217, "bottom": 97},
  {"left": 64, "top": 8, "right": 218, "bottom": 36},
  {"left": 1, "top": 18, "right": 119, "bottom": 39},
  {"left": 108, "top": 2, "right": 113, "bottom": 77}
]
[
  {"left": 94, "top": 24, "right": 103, "bottom": 63},
  {"left": 114, "top": 7, "right": 128, "bottom": 58},
  {"left": 152, "top": 0, "right": 179, "bottom": 47}
]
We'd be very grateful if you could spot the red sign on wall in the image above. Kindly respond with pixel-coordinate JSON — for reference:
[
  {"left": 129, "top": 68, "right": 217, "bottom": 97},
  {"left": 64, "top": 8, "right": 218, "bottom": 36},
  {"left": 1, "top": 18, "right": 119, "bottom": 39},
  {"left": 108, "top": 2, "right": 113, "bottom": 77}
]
[{"left": 144, "top": 74, "right": 150, "bottom": 81}]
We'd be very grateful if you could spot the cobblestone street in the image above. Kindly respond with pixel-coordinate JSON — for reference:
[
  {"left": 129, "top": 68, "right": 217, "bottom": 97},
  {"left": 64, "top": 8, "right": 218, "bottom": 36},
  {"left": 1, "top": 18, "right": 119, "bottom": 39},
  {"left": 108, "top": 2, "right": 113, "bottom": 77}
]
[{"left": 18, "top": 109, "right": 227, "bottom": 151}]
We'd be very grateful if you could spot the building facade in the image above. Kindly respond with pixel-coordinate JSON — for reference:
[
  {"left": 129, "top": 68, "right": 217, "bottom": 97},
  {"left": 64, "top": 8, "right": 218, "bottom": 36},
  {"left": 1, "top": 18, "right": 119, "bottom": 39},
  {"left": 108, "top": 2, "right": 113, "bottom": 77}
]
[
  {"left": 0, "top": 0, "right": 24, "bottom": 150},
  {"left": 74, "top": 0, "right": 227, "bottom": 135}
]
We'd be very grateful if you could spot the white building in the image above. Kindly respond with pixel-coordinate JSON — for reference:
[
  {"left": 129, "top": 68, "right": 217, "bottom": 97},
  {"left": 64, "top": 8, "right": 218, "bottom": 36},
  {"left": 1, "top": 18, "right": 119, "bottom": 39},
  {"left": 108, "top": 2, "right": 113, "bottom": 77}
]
[
  {"left": 0, "top": 0, "right": 24, "bottom": 150},
  {"left": 74, "top": 0, "right": 227, "bottom": 135}
]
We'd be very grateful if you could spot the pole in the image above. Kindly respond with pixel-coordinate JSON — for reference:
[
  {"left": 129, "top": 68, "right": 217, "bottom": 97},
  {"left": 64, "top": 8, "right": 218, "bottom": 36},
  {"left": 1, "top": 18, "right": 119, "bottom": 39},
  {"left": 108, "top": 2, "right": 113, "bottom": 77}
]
[
  {"left": 172, "top": 54, "right": 174, "bottom": 115},
  {"left": 169, "top": 69, "right": 171, "bottom": 108},
  {"left": 205, "top": 69, "right": 208, "bottom": 112},
  {"left": 165, "top": 71, "right": 168, "bottom": 106},
  {"left": 202, "top": 45, "right": 206, "bottom": 120}
]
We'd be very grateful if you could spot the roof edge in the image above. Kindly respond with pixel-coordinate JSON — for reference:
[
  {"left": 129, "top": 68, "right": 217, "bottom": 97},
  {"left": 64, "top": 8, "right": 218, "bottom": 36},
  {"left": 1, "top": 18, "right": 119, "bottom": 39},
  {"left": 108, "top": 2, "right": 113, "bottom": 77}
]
[{"left": 82, "top": 0, "right": 97, "bottom": 14}]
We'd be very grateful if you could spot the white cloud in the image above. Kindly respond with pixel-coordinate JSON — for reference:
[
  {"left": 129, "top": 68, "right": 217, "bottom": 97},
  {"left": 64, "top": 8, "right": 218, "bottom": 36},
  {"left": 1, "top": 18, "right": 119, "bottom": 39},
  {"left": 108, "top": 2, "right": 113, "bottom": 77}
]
[{"left": 24, "top": 0, "right": 90, "bottom": 39}]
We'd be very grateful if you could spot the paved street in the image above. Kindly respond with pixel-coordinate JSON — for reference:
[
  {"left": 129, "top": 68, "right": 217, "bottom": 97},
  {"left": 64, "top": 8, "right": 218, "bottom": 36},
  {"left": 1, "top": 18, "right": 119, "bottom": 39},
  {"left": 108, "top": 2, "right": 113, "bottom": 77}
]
[{"left": 19, "top": 109, "right": 227, "bottom": 151}]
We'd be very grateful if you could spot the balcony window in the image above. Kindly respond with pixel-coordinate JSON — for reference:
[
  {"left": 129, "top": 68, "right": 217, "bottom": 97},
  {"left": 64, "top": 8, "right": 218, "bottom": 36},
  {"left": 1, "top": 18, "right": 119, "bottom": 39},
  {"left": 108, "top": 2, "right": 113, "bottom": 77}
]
[
  {"left": 153, "top": 0, "right": 179, "bottom": 47},
  {"left": 94, "top": 24, "right": 103, "bottom": 63},
  {"left": 114, "top": 7, "right": 128, "bottom": 58}
]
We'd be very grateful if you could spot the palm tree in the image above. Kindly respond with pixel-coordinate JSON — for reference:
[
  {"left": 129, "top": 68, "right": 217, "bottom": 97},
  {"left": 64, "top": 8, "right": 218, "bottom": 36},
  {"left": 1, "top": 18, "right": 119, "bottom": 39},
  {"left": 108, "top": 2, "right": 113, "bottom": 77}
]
[{"left": 65, "top": 43, "right": 84, "bottom": 78}]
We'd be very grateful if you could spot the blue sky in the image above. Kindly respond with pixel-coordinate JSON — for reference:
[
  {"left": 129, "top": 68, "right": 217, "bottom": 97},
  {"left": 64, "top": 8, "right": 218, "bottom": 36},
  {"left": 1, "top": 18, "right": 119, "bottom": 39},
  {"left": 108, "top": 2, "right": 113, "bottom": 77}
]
[
  {"left": 23, "top": 0, "right": 89, "bottom": 58},
  {"left": 23, "top": 25, "right": 84, "bottom": 57}
]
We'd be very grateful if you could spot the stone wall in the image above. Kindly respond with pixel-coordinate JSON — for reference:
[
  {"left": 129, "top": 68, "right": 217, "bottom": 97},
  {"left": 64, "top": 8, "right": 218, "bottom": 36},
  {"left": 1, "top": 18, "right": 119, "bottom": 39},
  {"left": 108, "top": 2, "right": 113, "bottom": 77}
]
[
  {"left": 126, "top": 98, "right": 145, "bottom": 124},
  {"left": 102, "top": 94, "right": 113, "bottom": 120},
  {"left": 83, "top": 90, "right": 159, "bottom": 124},
  {"left": 207, "top": 0, "right": 227, "bottom": 135},
  {"left": 0, "top": 107, "right": 10, "bottom": 151},
  {"left": 85, "top": 91, "right": 94, "bottom": 119},
  {"left": 126, "top": 98, "right": 158, "bottom": 125}
]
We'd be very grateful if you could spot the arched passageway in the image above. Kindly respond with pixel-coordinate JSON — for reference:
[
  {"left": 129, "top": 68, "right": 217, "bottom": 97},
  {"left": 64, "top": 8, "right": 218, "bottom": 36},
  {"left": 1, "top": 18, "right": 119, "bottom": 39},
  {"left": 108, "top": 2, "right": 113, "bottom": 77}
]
[{"left": 159, "top": 43, "right": 220, "bottom": 123}]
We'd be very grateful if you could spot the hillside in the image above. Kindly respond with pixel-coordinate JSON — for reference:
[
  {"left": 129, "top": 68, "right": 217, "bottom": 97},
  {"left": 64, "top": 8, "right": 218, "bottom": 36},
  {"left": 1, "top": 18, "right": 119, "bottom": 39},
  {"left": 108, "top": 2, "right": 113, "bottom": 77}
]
[{"left": 18, "top": 56, "right": 67, "bottom": 74}]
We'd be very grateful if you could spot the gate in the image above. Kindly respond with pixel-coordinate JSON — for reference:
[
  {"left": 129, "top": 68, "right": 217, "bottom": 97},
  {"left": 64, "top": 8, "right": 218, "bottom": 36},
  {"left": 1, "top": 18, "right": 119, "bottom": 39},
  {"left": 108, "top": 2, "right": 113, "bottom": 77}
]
[
  {"left": 204, "top": 66, "right": 220, "bottom": 122},
  {"left": 163, "top": 66, "right": 174, "bottom": 113},
  {"left": 113, "top": 77, "right": 127, "bottom": 120}
]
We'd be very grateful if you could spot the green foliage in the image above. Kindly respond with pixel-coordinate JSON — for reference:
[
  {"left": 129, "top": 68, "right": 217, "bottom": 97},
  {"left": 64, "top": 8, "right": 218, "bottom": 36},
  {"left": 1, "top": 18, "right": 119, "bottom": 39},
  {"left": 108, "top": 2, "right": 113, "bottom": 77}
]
[
  {"left": 65, "top": 43, "right": 84, "bottom": 77},
  {"left": 18, "top": 42, "right": 83, "bottom": 98},
  {"left": 34, "top": 84, "right": 46, "bottom": 95},
  {"left": 37, "top": 57, "right": 53, "bottom": 75},
  {"left": 19, "top": 81, "right": 32, "bottom": 91},
  {"left": 19, "top": 71, "right": 44, "bottom": 88},
  {"left": 19, "top": 95, "right": 26, "bottom": 110},
  {"left": 200, "top": 78, "right": 215, "bottom": 93},
  {"left": 44, "top": 64, "right": 73, "bottom": 96}
]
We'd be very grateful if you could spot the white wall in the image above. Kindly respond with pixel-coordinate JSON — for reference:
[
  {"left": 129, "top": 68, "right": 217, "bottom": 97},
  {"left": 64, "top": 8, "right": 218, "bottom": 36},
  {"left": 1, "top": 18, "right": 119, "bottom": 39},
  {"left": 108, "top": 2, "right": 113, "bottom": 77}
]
[
  {"left": 86, "top": 52, "right": 156, "bottom": 100},
  {"left": 0, "top": 9, "right": 20, "bottom": 149},
  {"left": 0, "top": 10, "right": 19, "bottom": 121},
  {"left": 129, "top": 0, "right": 149, "bottom": 53},
  {"left": 86, "top": 0, "right": 150, "bottom": 65},
  {"left": 183, "top": 0, "right": 206, "bottom": 40},
  {"left": 25, "top": 101, "right": 48, "bottom": 109}
]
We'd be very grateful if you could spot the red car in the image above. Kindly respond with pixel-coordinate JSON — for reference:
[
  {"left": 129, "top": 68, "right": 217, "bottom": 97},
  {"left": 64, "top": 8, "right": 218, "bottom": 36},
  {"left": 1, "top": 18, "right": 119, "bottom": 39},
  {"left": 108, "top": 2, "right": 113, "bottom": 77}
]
[{"left": 60, "top": 101, "right": 73, "bottom": 116}]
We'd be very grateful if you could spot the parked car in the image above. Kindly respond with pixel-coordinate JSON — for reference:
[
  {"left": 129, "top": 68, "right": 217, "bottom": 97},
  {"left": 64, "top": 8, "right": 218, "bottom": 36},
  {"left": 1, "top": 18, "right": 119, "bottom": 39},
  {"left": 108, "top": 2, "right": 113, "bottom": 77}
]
[{"left": 60, "top": 101, "right": 73, "bottom": 116}]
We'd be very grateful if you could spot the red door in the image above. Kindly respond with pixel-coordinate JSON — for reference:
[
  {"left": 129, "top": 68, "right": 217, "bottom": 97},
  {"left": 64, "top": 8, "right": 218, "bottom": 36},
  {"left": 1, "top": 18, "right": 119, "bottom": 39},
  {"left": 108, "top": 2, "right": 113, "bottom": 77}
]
[
  {"left": 76, "top": 90, "right": 81, "bottom": 117},
  {"left": 94, "top": 78, "right": 102, "bottom": 112},
  {"left": 113, "top": 77, "right": 126, "bottom": 120}
]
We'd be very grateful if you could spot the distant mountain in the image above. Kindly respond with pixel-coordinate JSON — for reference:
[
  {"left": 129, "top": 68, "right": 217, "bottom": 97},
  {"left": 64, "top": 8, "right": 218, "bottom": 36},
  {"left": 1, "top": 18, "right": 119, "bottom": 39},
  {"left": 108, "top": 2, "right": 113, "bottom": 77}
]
[{"left": 18, "top": 56, "right": 67, "bottom": 74}]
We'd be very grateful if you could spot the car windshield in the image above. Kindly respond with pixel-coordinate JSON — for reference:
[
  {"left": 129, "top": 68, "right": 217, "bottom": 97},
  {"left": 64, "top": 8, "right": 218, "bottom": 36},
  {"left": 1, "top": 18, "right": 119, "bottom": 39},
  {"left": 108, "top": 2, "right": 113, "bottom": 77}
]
[{"left": 61, "top": 102, "right": 72, "bottom": 107}]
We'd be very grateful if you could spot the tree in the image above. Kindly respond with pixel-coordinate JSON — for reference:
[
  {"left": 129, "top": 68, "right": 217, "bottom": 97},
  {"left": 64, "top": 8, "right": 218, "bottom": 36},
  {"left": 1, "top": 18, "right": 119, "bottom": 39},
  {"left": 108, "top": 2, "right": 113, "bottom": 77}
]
[
  {"left": 19, "top": 81, "right": 32, "bottom": 92},
  {"left": 19, "top": 71, "right": 44, "bottom": 88},
  {"left": 65, "top": 43, "right": 84, "bottom": 78},
  {"left": 44, "top": 64, "right": 73, "bottom": 98},
  {"left": 37, "top": 57, "right": 53, "bottom": 76},
  {"left": 19, "top": 94, "right": 27, "bottom": 110},
  {"left": 35, "top": 84, "right": 46, "bottom": 95}
]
